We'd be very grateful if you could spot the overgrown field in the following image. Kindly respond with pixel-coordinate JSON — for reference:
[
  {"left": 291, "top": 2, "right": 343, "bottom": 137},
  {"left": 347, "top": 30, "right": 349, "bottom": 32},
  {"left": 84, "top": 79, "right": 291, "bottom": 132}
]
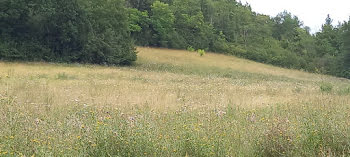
[{"left": 1, "top": 47, "right": 350, "bottom": 156}]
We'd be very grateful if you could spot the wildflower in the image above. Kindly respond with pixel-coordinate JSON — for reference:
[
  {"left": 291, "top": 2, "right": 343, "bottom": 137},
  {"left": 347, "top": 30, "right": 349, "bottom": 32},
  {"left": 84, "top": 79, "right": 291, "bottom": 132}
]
[
  {"left": 32, "top": 139, "right": 40, "bottom": 143},
  {"left": 34, "top": 118, "right": 41, "bottom": 125},
  {"left": 216, "top": 110, "right": 226, "bottom": 117},
  {"left": 77, "top": 136, "right": 81, "bottom": 139},
  {"left": 113, "top": 131, "right": 118, "bottom": 136},
  {"left": 128, "top": 116, "right": 135, "bottom": 122}
]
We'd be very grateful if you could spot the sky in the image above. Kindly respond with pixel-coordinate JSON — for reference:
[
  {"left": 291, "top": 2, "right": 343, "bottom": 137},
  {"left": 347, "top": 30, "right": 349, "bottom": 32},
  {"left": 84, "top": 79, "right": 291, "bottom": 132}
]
[{"left": 240, "top": 0, "right": 350, "bottom": 33}]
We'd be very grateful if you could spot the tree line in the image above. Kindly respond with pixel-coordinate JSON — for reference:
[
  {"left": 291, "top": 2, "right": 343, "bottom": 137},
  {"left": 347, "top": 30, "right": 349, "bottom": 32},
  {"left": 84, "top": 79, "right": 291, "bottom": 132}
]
[
  {"left": 1, "top": 0, "right": 349, "bottom": 78},
  {"left": 127, "top": 0, "right": 350, "bottom": 78},
  {"left": 0, "top": 0, "right": 136, "bottom": 65}
]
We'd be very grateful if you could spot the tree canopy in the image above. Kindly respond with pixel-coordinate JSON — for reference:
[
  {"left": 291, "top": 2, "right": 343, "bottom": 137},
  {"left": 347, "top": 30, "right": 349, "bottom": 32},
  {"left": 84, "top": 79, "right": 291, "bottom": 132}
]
[
  {"left": 0, "top": 0, "right": 136, "bottom": 65},
  {"left": 1, "top": 0, "right": 349, "bottom": 78},
  {"left": 126, "top": 0, "right": 350, "bottom": 78}
]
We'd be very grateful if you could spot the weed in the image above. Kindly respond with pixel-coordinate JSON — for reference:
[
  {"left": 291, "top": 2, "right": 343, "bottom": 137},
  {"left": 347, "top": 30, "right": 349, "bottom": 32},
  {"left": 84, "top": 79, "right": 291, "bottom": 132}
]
[
  {"left": 56, "top": 72, "right": 76, "bottom": 80},
  {"left": 197, "top": 49, "right": 205, "bottom": 56},
  {"left": 293, "top": 86, "right": 302, "bottom": 93},
  {"left": 300, "top": 110, "right": 350, "bottom": 156},
  {"left": 187, "top": 46, "right": 195, "bottom": 52},
  {"left": 320, "top": 82, "right": 333, "bottom": 93},
  {"left": 256, "top": 117, "right": 295, "bottom": 157},
  {"left": 338, "top": 86, "right": 350, "bottom": 95}
]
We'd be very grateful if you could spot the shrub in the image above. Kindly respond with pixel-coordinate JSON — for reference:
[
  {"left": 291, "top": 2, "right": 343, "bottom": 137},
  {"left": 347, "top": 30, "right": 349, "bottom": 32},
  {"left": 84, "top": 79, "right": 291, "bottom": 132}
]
[
  {"left": 320, "top": 82, "right": 333, "bottom": 93},
  {"left": 197, "top": 49, "right": 205, "bottom": 56},
  {"left": 187, "top": 46, "right": 195, "bottom": 52}
]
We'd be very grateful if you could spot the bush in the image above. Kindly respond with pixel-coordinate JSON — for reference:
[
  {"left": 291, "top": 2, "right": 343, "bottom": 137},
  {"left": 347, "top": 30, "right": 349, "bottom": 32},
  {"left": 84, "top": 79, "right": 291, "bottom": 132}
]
[
  {"left": 197, "top": 49, "right": 205, "bottom": 56},
  {"left": 320, "top": 82, "right": 333, "bottom": 93},
  {"left": 187, "top": 46, "right": 195, "bottom": 52}
]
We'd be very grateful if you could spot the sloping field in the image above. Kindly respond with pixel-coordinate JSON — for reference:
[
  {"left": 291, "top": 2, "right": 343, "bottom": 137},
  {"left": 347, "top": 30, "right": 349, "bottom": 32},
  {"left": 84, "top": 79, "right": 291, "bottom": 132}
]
[{"left": 0, "top": 47, "right": 350, "bottom": 156}]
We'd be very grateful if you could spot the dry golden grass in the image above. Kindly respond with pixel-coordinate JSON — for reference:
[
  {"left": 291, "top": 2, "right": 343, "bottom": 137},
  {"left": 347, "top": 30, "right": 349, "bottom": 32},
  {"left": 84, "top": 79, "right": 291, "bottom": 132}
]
[
  {"left": 1, "top": 47, "right": 348, "bottom": 111},
  {"left": 1, "top": 47, "right": 350, "bottom": 156},
  {"left": 137, "top": 47, "right": 332, "bottom": 82}
]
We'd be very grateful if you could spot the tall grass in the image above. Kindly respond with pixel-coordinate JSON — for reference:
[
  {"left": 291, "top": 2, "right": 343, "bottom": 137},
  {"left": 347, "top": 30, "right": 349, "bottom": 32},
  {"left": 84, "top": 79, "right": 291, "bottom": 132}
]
[
  {"left": 1, "top": 96, "right": 350, "bottom": 156},
  {"left": 0, "top": 47, "right": 350, "bottom": 156}
]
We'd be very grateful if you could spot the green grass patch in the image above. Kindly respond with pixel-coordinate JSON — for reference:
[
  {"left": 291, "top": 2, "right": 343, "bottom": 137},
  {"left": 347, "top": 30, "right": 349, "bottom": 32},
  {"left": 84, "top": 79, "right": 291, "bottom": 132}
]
[
  {"left": 134, "top": 60, "right": 298, "bottom": 83},
  {"left": 320, "top": 82, "right": 333, "bottom": 93},
  {"left": 55, "top": 72, "right": 76, "bottom": 80}
]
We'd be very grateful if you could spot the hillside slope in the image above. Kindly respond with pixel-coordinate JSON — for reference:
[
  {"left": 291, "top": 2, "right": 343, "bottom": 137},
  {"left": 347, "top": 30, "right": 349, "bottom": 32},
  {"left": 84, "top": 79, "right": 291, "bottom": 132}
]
[
  {"left": 0, "top": 47, "right": 349, "bottom": 110},
  {"left": 0, "top": 47, "right": 350, "bottom": 156},
  {"left": 136, "top": 47, "right": 350, "bottom": 109},
  {"left": 137, "top": 47, "right": 340, "bottom": 82}
]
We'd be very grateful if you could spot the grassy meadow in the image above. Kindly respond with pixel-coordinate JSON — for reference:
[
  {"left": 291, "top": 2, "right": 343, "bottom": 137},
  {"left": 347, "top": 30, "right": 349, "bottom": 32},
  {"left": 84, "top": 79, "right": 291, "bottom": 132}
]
[{"left": 1, "top": 47, "right": 350, "bottom": 156}]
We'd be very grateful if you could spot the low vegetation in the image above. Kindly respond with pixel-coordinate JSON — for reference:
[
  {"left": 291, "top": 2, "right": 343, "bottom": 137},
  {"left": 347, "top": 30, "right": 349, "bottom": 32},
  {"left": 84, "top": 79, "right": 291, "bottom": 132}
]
[
  {"left": 0, "top": 48, "right": 349, "bottom": 156},
  {"left": 197, "top": 49, "right": 205, "bottom": 56}
]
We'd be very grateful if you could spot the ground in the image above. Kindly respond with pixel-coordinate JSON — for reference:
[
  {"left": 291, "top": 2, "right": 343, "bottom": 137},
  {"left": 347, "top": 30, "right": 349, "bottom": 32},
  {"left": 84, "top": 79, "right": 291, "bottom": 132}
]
[{"left": 0, "top": 47, "right": 349, "bottom": 156}]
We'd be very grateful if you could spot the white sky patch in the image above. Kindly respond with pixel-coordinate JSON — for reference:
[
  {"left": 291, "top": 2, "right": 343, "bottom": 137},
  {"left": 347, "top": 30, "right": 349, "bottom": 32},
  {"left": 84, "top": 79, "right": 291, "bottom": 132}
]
[{"left": 240, "top": 0, "right": 350, "bottom": 33}]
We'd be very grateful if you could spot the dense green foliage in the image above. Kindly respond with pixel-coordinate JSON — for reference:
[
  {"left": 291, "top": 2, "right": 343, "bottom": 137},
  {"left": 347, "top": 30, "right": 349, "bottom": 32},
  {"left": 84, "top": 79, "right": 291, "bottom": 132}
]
[
  {"left": 0, "top": 0, "right": 136, "bottom": 65},
  {"left": 127, "top": 0, "right": 350, "bottom": 78},
  {"left": 1, "top": 0, "right": 349, "bottom": 77}
]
